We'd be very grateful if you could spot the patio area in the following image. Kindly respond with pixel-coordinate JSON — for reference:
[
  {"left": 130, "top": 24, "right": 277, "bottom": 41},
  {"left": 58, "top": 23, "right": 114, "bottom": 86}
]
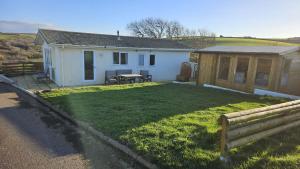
[{"left": 10, "top": 75, "right": 59, "bottom": 92}]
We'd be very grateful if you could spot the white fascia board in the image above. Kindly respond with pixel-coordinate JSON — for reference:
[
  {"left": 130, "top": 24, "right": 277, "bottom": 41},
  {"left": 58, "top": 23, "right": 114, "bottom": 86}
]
[{"left": 51, "top": 43, "right": 194, "bottom": 52}]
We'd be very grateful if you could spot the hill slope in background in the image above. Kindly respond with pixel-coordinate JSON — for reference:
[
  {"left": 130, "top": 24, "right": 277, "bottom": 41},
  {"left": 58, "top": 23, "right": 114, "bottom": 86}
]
[
  {"left": 0, "top": 33, "right": 41, "bottom": 62},
  {"left": 1, "top": 33, "right": 299, "bottom": 63},
  {"left": 216, "top": 37, "right": 298, "bottom": 46},
  {"left": 177, "top": 37, "right": 299, "bottom": 49}
]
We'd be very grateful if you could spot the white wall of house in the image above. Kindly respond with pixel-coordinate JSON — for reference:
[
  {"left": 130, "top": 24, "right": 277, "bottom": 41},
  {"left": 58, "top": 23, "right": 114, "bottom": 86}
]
[
  {"left": 42, "top": 43, "right": 63, "bottom": 86},
  {"left": 48, "top": 47, "right": 189, "bottom": 86}
]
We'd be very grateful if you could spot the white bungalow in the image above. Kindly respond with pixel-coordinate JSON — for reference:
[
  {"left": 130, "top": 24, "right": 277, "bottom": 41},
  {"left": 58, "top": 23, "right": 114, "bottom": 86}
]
[{"left": 36, "top": 29, "right": 191, "bottom": 86}]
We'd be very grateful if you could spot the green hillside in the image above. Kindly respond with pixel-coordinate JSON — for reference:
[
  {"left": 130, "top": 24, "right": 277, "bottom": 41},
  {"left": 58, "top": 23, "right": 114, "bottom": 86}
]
[
  {"left": 177, "top": 37, "right": 299, "bottom": 49},
  {"left": 0, "top": 33, "right": 36, "bottom": 41},
  {"left": 0, "top": 33, "right": 41, "bottom": 62},
  {"left": 216, "top": 37, "right": 298, "bottom": 46}
]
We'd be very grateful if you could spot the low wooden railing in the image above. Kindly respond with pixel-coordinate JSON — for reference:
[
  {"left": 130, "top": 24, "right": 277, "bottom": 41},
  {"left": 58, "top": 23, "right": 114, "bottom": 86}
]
[
  {"left": 1, "top": 61, "right": 43, "bottom": 76},
  {"left": 220, "top": 100, "right": 300, "bottom": 160}
]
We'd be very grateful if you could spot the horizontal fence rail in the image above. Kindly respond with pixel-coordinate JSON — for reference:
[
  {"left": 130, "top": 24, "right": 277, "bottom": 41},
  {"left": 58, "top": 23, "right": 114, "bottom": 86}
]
[
  {"left": 220, "top": 100, "right": 300, "bottom": 159},
  {"left": 1, "top": 62, "right": 43, "bottom": 77}
]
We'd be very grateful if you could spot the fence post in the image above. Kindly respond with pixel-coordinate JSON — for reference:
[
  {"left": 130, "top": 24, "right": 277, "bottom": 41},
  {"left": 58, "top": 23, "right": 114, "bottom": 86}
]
[
  {"left": 220, "top": 115, "right": 229, "bottom": 163},
  {"left": 219, "top": 100, "right": 300, "bottom": 165},
  {"left": 22, "top": 62, "right": 25, "bottom": 75}
]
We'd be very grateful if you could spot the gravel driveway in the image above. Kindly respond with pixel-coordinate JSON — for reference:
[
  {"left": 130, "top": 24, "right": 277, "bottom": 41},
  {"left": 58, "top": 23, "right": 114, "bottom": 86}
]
[{"left": 0, "top": 83, "right": 143, "bottom": 169}]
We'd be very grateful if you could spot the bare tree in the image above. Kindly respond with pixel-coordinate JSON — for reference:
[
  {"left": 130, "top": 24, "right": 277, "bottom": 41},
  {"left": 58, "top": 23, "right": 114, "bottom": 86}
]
[
  {"left": 183, "top": 28, "right": 197, "bottom": 37},
  {"left": 196, "top": 29, "right": 216, "bottom": 48},
  {"left": 127, "top": 17, "right": 168, "bottom": 38},
  {"left": 166, "top": 21, "right": 184, "bottom": 39},
  {"left": 127, "top": 21, "right": 146, "bottom": 37},
  {"left": 127, "top": 17, "right": 216, "bottom": 46}
]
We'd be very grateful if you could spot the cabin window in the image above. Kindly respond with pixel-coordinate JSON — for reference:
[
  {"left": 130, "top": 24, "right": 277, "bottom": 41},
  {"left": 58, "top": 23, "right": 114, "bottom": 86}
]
[
  {"left": 255, "top": 59, "right": 272, "bottom": 87},
  {"left": 113, "top": 52, "right": 119, "bottom": 64},
  {"left": 280, "top": 59, "right": 291, "bottom": 87},
  {"left": 138, "top": 54, "right": 144, "bottom": 66},
  {"left": 218, "top": 56, "right": 230, "bottom": 80},
  {"left": 120, "top": 53, "right": 128, "bottom": 64},
  {"left": 150, "top": 54, "right": 155, "bottom": 65},
  {"left": 113, "top": 52, "right": 128, "bottom": 65},
  {"left": 234, "top": 57, "right": 249, "bottom": 84}
]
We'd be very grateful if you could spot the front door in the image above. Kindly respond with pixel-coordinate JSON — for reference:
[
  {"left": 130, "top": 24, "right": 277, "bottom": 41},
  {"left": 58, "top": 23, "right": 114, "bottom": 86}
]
[{"left": 84, "top": 51, "right": 94, "bottom": 81}]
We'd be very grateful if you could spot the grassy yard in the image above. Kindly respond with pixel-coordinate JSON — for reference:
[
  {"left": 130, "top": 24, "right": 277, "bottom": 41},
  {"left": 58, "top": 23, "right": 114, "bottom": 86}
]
[{"left": 39, "top": 82, "right": 300, "bottom": 169}]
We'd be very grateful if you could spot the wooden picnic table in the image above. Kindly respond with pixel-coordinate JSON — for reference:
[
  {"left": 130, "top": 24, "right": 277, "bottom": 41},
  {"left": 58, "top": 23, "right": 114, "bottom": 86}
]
[{"left": 117, "top": 74, "right": 142, "bottom": 83}]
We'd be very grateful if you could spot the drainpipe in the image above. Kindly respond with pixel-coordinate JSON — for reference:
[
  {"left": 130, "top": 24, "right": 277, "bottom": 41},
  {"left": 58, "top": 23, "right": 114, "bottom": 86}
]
[
  {"left": 196, "top": 53, "right": 201, "bottom": 86},
  {"left": 61, "top": 45, "right": 65, "bottom": 87}
]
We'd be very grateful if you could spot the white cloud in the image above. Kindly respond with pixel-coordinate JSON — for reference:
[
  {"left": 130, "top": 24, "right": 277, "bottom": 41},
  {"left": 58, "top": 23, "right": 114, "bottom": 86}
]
[{"left": 0, "top": 20, "right": 60, "bottom": 33}]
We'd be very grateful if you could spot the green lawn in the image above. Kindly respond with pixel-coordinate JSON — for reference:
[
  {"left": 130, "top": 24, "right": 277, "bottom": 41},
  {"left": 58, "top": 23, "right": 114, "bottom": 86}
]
[{"left": 39, "top": 82, "right": 300, "bottom": 169}]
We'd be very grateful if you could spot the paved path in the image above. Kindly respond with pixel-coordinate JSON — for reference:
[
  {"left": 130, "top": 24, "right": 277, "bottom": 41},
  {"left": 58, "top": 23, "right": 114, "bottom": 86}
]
[
  {"left": 0, "top": 83, "right": 143, "bottom": 169},
  {"left": 10, "top": 75, "right": 59, "bottom": 92}
]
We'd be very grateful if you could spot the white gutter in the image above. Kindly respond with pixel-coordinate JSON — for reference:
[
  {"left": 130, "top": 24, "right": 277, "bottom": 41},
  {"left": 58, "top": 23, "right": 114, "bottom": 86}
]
[{"left": 51, "top": 43, "right": 194, "bottom": 52}]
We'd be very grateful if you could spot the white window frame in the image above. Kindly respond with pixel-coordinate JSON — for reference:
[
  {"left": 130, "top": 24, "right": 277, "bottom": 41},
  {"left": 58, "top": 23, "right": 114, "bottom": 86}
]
[
  {"left": 82, "top": 50, "right": 96, "bottom": 82},
  {"left": 120, "top": 53, "right": 128, "bottom": 65},
  {"left": 138, "top": 54, "right": 145, "bottom": 66},
  {"left": 149, "top": 54, "right": 156, "bottom": 66},
  {"left": 113, "top": 52, "right": 120, "bottom": 65},
  {"left": 113, "top": 52, "right": 128, "bottom": 65}
]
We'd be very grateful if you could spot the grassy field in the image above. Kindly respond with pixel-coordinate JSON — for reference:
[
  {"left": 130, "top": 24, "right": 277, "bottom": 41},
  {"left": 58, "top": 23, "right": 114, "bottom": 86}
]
[
  {"left": 215, "top": 37, "right": 298, "bottom": 46},
  {"left": 0, "top": 33, "right": 36, "bottom": 41},
  {"left": 178, "top": 37, "right": 299, "bottom": 49},
  {"left": 39, "top": 82, "right": 300, "bottom": 169}
]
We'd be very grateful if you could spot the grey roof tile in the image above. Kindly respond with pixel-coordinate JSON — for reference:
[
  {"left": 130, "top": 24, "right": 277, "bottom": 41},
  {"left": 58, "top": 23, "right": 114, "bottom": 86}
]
[{"left": 37, "top": 29, "right": 190, "bottom": 49}]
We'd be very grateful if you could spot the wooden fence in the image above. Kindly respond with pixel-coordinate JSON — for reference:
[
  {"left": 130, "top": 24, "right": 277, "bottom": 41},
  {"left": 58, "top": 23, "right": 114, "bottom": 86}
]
[
  {"left": 1, "top": 62, "right": 43, "bottom": 76},
  {"left": 220, "top": 100, "right": 300, "bottom": 159}
]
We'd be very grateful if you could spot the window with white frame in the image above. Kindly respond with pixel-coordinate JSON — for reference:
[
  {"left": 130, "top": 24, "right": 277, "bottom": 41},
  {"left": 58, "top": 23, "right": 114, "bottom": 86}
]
[
  {"left": 138, "top": 54, "right": 144, "bottom": 66},
  {"left": 113, "top": 52, "right": 128, "bottom": 65},
  {"left": 113, "top": 52, "right": 119, "bottom": 64},
  {"left": 150, "top": 54, "right": 155, "bottom": 66}
]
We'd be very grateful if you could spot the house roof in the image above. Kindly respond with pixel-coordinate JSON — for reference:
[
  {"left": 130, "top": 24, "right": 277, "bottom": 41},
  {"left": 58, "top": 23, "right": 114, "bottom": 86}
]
[
  {"left": 196, "top": 46, "right": 300, "bottom": 55},
  {"left": 36, "top": 29, "right": 190, "bottom": 50}
]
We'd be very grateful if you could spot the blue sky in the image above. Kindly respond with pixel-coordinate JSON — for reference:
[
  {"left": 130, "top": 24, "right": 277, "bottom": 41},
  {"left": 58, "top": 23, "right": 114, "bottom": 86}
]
[{"left": 1, "top": 0, "right": 300, "bottom": 38}]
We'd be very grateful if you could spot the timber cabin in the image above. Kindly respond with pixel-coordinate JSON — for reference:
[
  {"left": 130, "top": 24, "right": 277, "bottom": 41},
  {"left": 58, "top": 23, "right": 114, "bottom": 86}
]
[{"left": 195, "top": 46, "right": 300, "bottom": 97}]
